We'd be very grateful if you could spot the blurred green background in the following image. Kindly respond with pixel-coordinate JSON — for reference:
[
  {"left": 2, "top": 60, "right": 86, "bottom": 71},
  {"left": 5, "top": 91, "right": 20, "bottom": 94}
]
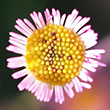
[{"left": 0, "top": 0, "right": 110, "bottom": 110}]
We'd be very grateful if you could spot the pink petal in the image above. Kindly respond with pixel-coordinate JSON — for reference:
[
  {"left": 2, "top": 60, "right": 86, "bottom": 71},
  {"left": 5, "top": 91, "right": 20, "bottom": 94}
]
[
  {"left": 55, "top": 86, "right": 58, "bottom": 103},
  {"left": 47, "top": 88, "right": 53, "bottom": 102},
  {"left": 80, "top": 82, "right": 91, "bottom": 89},
  {"left": 17, "top": 74, "right": 33, "bottom": 91},
  {"left": 74, "top": 17, "right": 90, "bottom": 32},
  {"left": 9, "top": 38, "right": 25, "bottom": 49},
  {"left": 78, "top": 25, "right": 91, "bottom": 35},
  {"left": 28, "top": 80, "right": 38, "bottom": 92},
  {"left": 79, "top": 71, "right": 88, "bottom": 82},
  {"left": 6, "top": 45, "right": 26, "bottom": 55},
  {"left": 60, "top": 14, "right": 66, "bottom": 25},
  {"left": 64, "top": 85, "right": 74, "bottom": 98},
  {"left": 23, "top": 18, "right": 36, "bottom": 31},
  {"left": 7, "top": 56, "right": 26, "bottom": 68},
  {"left": 15, "top": 25, "right": 30, "bottom": 37},
  {"left": 9, "top": 32, "right": 27, "bottom": 41},
  {"left": 71, "top": 16, "right": 82, "bottom": 29},
  {"left": 9, "top": 36, "right": 27, "bottom": 45},
  {"left": 12, "top": 68, "right": 29, "bottom": 79},
  {"left": 74, "top": 77, "right": 83, "bottom": 92},
  {"left": 16, "top": 19, "right": 34, "bottom": 35},
  {"left": 38, "top": 12, "right": 45, "bottom": 27},
  {"left": 82, "top": 62, "right": 96, "bottom": 72},
  {"left": 44, "top": 8, "right": 53, "bottom": 24}
]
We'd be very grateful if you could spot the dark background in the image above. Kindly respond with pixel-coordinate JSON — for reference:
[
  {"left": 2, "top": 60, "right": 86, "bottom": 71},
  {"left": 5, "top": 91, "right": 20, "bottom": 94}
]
[{"left": 0, "top": 0, "right": 110, "bottom": 110}]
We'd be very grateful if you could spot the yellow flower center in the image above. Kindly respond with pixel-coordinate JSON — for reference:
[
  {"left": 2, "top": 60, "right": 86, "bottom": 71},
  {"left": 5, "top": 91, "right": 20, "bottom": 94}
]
[{"left": 25, "top": 24, "right": 85, "bottom": 86}]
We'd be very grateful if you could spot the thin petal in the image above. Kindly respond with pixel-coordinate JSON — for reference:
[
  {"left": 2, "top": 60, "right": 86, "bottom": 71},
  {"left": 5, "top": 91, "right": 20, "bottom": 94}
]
[
  {"left": 28, "top": 80, "right": 38, "bottom": 92},
  {"left": 71, "top": 16, "right": 82, "bottom": 29},
  {"left": 80, "top": 82, "right": 91, "bottom": 89},
  {"left": 72, "top": 77, "right": 83, "bottom": 93},
  {"left": 9, "top": 36, "right": 27, "bottom": 45},
  {"left": 57, "top": 86, "right": 64, "bottom": 104},
  {"left": 60, "top": 14, "right": 66, "bottom": 25},
  {"left": 15, "top": 25, "right": 30, "bottom": 37},
  {"left": 47, "top": 87, "right": 53, "bottom": 102},
  {"left": 44, "top": 8, "right": 53, "bottom": 24},
  {"left": 55, "top": 86, "right": 59, "bottom": 103},
  {"left": 6, "top": 45, "right": 26, "bottom": 55},
  {"left": 74, "top": 17, "right": 90, "bottom": 32},
  {"left": 7, "top": 56, "right": 26, "bottom": 68},
  {"left": 38, "top": 12, "right": 45, "bottom": 27},
  {"left": 12, "top": 68, "right": 29, "bottom": 79},
  {"left": 16, "top": 19, "right": 34, "bottom": 35},
  {"left": 87, "top": 58, "right": 106, "bottom": 67},
  {"left": 64, "top": 84, "right": 74, "bottom": 98},
  {"left": 23, "top": 18, "right": 36, "bottom": 31},
  {"left": 79, "top": 71, "right": 88, "bottom": 82},
  {"left": 82, "top": 62, "right": 96, "bottom": 72},
  {"left": 78, "top": 25, "right": 91, "bottom": 35},
  {"left": 17, "top": 74, "right": 34, "bottom": 91},
  {"left": 9, "top": 32, "right": 27, "bottom": 41},
  {"left": 9, "top": 38, "right": 26, "bottom": 49},
  {"left": 85, "top": 49, "right": 105, "bottom": 60}
]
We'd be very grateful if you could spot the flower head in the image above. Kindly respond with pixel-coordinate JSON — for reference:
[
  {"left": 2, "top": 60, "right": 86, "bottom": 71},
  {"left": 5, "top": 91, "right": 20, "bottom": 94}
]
[{"left": 6, "top": 8, "right": 106, "bottom": 104}]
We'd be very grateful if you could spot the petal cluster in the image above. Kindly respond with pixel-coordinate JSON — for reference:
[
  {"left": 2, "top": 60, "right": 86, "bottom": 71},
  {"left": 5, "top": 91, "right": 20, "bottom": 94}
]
[{"left": 6, "top": 8, "right": 106, "bottom": 104}]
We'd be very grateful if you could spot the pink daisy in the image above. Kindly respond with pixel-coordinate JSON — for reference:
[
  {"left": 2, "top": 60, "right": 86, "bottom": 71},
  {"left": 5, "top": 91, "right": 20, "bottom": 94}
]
[{"left": 6, "top": 8, "right": 106, "bottom": 104}]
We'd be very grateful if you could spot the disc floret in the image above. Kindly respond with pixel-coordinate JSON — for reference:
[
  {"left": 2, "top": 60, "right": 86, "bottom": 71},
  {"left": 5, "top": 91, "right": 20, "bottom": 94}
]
[{"left": 25, "top": 24, "right": 85, "bottom": 86}]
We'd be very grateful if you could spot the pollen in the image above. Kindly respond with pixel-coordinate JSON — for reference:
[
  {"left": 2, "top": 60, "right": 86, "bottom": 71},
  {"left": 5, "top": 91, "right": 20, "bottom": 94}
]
[{"left": 25, "top": 24, "right": 85, "bottom": 86}]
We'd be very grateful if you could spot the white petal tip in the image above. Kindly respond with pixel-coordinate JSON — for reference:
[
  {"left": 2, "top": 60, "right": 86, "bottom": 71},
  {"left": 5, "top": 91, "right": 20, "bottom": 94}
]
[
  {"left": 11, "top": 74, "right": 19, "bottom": 79},
  {"left": 80, "top": 82, "right": 92, "bottom": 89},
  {"left": 59, "top": 101, "right": 63, "bottom": 104},
  {"left": 11, "top": 74, "right": 16, "bottom": 79},
  {"left": 7, "top": 64, "right": 12, "bottom": 68},
  {"left": 6, "top": 46, "right": 9, "bottom": 50},
  {"left": 17, "top": 86, "right": 24, "bottom": 91},
  {"left": 87, "top": 85, "right": 91, "bottom": 89},
  {"left": 70, "top": 95, "right": 74, "bottom": 98},
  {"left": 101, "top": 64, "right": 107, "bottom": 67},
  {"left": 89, "top": 79, "right": 93, "bottom": 83}
]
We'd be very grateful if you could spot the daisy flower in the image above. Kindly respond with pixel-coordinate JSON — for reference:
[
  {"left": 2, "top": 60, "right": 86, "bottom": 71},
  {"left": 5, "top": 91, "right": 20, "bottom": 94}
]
[{"left": 6, "top": 8, "right": 106, "bottom": 104}]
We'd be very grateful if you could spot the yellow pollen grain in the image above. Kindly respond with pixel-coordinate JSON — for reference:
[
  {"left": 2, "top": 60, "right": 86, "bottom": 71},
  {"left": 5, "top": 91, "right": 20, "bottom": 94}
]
[{"left": 25, "top": 24, "right": 85, "bottom": 86}]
